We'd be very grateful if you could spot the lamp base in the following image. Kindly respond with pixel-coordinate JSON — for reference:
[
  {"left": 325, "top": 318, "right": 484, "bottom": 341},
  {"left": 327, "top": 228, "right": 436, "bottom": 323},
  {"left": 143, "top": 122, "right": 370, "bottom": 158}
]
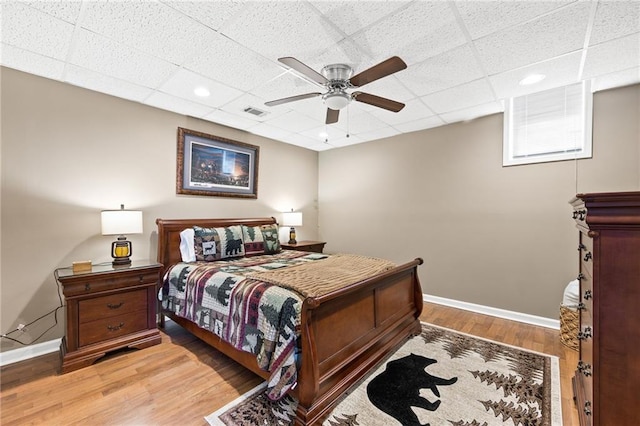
[
  {"left": 111, "top": 237, "right": 132, "bottom": 267},
  {"left": 288, "top": 227, "right": 297, "bottom": 245},
  {"left": 112, "top": 257, "right": 132, "bottom": 267}
]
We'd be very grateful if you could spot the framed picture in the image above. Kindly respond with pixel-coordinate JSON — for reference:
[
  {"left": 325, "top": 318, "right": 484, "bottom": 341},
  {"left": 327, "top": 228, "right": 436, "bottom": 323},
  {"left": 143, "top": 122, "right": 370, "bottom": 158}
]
[{"left": 176, "top": 127, "right": 259, "bottom": 198}]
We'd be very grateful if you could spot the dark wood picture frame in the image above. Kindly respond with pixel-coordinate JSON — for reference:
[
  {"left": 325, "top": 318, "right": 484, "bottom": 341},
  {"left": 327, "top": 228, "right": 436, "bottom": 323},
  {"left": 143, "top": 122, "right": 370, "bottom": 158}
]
[{"left": 176, "top": 127, "right": 259, "bottom": 198}]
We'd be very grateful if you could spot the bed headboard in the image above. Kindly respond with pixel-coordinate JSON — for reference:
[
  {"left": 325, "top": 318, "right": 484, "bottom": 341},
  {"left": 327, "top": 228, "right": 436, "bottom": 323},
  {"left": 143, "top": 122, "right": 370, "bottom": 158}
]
[{"left": 155, "top": 217, "right": 278, "bottom": 275}]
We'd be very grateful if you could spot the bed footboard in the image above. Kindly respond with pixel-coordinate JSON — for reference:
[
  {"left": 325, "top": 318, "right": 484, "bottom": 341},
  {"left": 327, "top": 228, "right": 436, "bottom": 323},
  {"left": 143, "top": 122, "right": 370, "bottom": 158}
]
[{"left": 294, "top": 258, "right": 423, "bottom": 425}]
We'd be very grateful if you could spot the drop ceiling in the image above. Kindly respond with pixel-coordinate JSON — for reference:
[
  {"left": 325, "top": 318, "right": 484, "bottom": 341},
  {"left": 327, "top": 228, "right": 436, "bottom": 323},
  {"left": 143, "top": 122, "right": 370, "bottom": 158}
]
[{"left": 1, "top": 1, "right": 639, "bottom": 151}]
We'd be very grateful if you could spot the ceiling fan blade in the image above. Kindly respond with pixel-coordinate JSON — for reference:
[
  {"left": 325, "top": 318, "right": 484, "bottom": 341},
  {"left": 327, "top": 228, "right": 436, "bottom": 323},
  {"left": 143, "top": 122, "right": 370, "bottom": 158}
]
[
  {"left": 349, "top": 56, "right": 407, "bottom": 87},
  {"left": 326, "top": 108, "right": 339, "bottom": 124},
  {"left": 352, "top": 92, "right": 405, "bottom": 112},
  {"left": 278, "top": 57, "right": 328, "bottom": 85},
  {"left": 265, "top": 92, "right": 322, "bottom": 107}
]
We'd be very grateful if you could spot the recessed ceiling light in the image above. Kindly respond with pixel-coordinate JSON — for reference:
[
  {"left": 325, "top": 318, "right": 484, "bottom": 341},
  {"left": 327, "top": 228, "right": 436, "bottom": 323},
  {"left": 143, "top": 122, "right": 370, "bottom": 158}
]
[
  {"left": 194, "top": 86, "right": 210, "bottom": 97},
  {"left": 519, "top": 74, "right": 546, "bottom": 86}
]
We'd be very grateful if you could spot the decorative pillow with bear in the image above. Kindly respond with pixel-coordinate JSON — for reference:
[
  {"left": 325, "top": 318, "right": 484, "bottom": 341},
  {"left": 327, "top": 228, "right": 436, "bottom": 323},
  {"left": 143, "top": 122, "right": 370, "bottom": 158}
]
[
  {"left": 242, "top": 224, "right": 281, "bottom": 256},
  {"left": 193, "top": 225, "right": 245, "bottom": 261}
]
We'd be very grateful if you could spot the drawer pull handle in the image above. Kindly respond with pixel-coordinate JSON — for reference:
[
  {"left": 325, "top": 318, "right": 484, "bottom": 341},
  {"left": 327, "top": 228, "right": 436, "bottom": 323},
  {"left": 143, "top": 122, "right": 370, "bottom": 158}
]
[
  {"left": 107, "top": 302, "right": 123, "bottom": 309},
  {"left": 577, "top": 327, "right": 592, "bottom": 340},
  {"left": 577, "top": 302, "right": 586, "bottom": 311},
  {"left": 577, "top": 243, "right": 586, "bottom": 251},
  {"left": 576, "top": 273, "right": 585, "bottom": 281},
  {"left": 583, "top": 290, "right": 592, "bottom": 300},
  {"left": 85, "top": 284, "right": 91, "bottom": 291},
  {"left": 583, "top": 252, "right": 592, "bottom": 262},
  {"left": 584, "top": 401, "right": 592, "bottom": 416},
  {"left": 107, "top": 322, "right": 124, "bottom": 331},
  {"left": 139, "top": 275, "right": 144, "bottom": 282}
]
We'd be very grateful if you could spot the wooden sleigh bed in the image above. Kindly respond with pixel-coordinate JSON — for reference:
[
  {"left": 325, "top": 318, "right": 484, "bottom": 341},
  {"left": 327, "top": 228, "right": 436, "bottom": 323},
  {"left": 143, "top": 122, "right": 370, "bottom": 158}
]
[{"left": 156, "top": 217, "right": 423, "bottom": 425}]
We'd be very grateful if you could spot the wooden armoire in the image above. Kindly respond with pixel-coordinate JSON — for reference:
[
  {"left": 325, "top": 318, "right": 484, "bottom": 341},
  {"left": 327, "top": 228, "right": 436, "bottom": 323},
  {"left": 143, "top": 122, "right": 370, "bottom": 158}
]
[{"left": 569, "top": 191, "right": 640, "bottom": 426}]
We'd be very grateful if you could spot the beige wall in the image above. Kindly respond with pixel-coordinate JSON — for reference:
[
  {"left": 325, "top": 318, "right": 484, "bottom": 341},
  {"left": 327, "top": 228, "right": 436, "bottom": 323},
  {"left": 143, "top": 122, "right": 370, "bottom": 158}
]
[
  {"left": 2, "top": 66, "right": 638, "bottom": 353},
  {"left": 318, "top": 84, "right": 640, "bottom": 319},
  {"left": 0, "top": 68, "right": 319, "bottom": 352}
]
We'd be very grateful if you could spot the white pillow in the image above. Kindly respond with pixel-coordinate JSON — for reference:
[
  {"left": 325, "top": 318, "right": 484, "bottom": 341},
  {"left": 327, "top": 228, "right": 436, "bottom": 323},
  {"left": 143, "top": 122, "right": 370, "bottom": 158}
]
[{"left": 179, "top": 228, "right": 197, "bottom": 262}]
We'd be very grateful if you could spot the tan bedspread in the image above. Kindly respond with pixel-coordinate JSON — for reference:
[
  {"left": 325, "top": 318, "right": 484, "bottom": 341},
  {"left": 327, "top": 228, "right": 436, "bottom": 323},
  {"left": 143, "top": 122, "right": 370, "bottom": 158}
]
[{"left": 247, "top": 253, "right": 396, "bottom": 298}]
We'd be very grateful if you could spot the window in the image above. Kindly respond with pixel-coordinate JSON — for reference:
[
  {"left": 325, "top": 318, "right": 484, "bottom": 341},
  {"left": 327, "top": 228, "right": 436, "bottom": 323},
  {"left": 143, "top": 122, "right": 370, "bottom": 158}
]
[{"left": 503, "top": 81, "right": 592, "bottom": 166}]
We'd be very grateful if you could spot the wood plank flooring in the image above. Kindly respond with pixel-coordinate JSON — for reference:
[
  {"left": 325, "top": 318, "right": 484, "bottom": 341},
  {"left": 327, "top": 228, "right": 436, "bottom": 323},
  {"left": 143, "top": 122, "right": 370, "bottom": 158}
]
[{"left": 1, "top": 302, "right": 578, "bottom": 425}]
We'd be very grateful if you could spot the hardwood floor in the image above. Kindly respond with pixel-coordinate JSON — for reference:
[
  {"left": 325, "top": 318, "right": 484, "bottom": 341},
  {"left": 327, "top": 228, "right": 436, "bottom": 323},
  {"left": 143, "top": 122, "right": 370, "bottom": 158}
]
[{"left": 1, "top": 302, "right": 578, "bottom": 425}]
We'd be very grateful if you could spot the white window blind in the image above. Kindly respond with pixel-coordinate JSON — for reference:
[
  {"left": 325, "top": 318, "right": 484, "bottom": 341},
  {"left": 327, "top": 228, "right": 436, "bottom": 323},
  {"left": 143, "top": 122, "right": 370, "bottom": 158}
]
[{"left": 503, "top": 81, "right": 592, "bottom": 166}]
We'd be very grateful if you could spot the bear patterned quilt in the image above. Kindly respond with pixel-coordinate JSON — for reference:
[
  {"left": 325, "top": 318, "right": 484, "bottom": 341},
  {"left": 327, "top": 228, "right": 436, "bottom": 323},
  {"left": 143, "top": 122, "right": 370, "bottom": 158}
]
[{"left": 160, "top": 250, "right": 329, "bottom": 400}]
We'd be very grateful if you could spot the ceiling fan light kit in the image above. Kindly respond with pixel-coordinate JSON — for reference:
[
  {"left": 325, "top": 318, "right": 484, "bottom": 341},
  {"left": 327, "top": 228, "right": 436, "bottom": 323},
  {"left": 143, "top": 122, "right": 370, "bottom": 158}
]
[
  {"left": 324, "top": 92, "right": 350, "bottom": 110},
  {"left": 266, "top": 56, "right": 407, "bottom": 125}
]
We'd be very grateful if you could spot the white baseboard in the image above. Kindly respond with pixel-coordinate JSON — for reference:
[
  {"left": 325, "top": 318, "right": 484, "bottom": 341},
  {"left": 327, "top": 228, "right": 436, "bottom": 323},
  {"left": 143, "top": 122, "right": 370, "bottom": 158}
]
[
  {"left": 423, "top": 294, "right": 560, "bottom": 330},
  {"left": 0, "top": 299, "right": 558, "bottom": 367},
  {"left": 0, "top": 338, "right": 62, "bottom": 367}
]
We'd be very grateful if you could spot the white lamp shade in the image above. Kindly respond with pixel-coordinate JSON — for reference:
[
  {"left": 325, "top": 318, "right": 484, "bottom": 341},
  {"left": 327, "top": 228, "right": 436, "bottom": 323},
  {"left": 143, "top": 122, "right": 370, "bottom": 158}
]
[
  {"left": 282, "top": 211, "right": 302, "bottom": 227},
  {"left": 101, "top": 209, "right": 143, "bottom": 235},
  {"left": 324, "top": 92, "right": 350, "bottom": 110}
]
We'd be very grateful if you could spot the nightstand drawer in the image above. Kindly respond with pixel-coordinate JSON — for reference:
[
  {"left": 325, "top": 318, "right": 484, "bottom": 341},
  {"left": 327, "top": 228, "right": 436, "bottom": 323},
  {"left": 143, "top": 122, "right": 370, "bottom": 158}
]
[
  {"left": 79, "top": 289, "right": 147, "bottom": 324},
  {"left": 63, "top": 270, "right": 160, "bottom": 297},
  {"left": 79, "top": 310, "right": 147, "bottom": 347}
]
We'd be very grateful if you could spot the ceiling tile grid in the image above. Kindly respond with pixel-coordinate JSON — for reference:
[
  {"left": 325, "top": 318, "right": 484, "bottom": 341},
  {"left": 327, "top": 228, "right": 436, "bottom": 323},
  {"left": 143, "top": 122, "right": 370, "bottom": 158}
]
[{"left": 1, "top": 0, "right": 639, "bottom": 151}]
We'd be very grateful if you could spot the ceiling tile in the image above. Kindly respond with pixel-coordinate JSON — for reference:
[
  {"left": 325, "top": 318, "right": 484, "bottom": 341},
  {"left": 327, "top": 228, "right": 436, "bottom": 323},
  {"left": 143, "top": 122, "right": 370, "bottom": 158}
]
[
  {"left": 402, "top": 43, "right": 485, "bottom": 96},
  {"left": 161, "top": 0, "right": 248, "bottom": 31},
  {"left": 144, "top": 91, "right": 215, "bottom": 118},
  {"left": 0, "top": 43, "right": 65, "bottom": 80},
  {"left": 263, "top": 110, "right": 322, "bottom": 133},
  {"left": 474, "top": 1, "right": 591, "bottom": 75},
  {"left": 356, "top": 126, "right": 401, "bottom": 143},
  {"left": 328, "top": 133, "right": 365, "bottom": 148},
  {"left": 455, "top": 0, "right": 575, "bottom": 40},
  {"left": 591, "top": 66, "right": 640, "bottom": 92},
  {"left": 309, "top": 1, "right": 410, "bottom": 36},
  {"left": 590, "top": 1, "right": 640, "bottom": 46},
  {"left": 420, "top": 78, "right": 496, "bottom": 114},
  {"left": 439, "top": 101, "right": 504, "bottom": 124},
  {"left": 351, "top": 1, "right": 467, "bottom": 65},
  {"left": 489, "top": 51, "right": 583, "bottom": 99},
  {"left": 69, "top": 29, "right": 178, "bottom": 88},
  {"left": 23, "top": 0, "right": 82, "bottom": 23},
  {"left": 64, "top": 64, "right": 154, "bottom": 102},
  {"left": 393, "top": 115, "right": 446, "bottom": 133},
  {"left": 79, "top": 1, "right": 213, "bottom": 65},
  {"left": 2, "top": 2, "right": 75, "bottom": 60},
  {"left": 278, "top": 132, "right": 326, "bottom": 149},
  {"left": 158, "top": 68, "right": 244, "bottom": 108},
  {"left": 202, "top": 109, "right": 259, "bottom": 132},
  {"left": 183, "top": 34, "right": 283, "bottom": 92},
  {"left": 219, "top": 2, "right": 343, "bottom": 62},
  {"left": 582, "top": 33, "right": 640, "bottom": 79},
  {"left": 248, "top": 122, "right": 294, "bottom": 141}
]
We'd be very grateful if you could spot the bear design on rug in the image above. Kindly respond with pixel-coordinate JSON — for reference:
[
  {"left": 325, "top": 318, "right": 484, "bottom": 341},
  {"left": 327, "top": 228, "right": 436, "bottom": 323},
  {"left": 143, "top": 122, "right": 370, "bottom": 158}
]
[{"left": 366, "top": 353, "right": 458, "bottom": 426}]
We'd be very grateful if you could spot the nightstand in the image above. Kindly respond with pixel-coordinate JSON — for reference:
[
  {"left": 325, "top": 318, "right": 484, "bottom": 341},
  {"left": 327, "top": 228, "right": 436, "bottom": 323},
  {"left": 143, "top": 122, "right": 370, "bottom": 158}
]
[
  {"left": 281, "top": 240, "right": 326, "bottom": 253},
  {"left": 57, "top": 260, "right": 162, "bottom": 373}
]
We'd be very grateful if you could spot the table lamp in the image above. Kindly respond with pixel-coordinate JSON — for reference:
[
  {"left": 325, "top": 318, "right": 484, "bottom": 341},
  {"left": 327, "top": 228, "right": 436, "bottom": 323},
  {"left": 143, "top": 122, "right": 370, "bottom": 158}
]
[
  {"left": 101, "top": 204, "right": 143, "bottom": 266},
  {"left": 282, "top": 209, "right": 303, "bottom": 244}
]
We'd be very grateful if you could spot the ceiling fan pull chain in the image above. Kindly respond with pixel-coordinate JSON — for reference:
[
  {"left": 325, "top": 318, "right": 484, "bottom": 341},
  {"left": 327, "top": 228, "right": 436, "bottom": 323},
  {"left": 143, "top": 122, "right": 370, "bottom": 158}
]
[{"left": 346, "top": 106, "right": 350, "bottom": 138}]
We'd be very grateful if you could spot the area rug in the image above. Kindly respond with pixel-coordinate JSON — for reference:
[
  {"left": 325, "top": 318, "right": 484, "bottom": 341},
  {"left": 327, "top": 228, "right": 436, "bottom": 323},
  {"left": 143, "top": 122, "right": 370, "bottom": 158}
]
[{"left": 206, "top": 323, "right": 562, "bottom": 426}]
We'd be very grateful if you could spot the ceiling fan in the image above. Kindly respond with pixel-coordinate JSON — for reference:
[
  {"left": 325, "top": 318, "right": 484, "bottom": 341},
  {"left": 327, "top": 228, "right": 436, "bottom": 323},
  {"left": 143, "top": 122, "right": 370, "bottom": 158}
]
[{"left": 265, "top": 56, "right": 407, "bottom": 124}]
